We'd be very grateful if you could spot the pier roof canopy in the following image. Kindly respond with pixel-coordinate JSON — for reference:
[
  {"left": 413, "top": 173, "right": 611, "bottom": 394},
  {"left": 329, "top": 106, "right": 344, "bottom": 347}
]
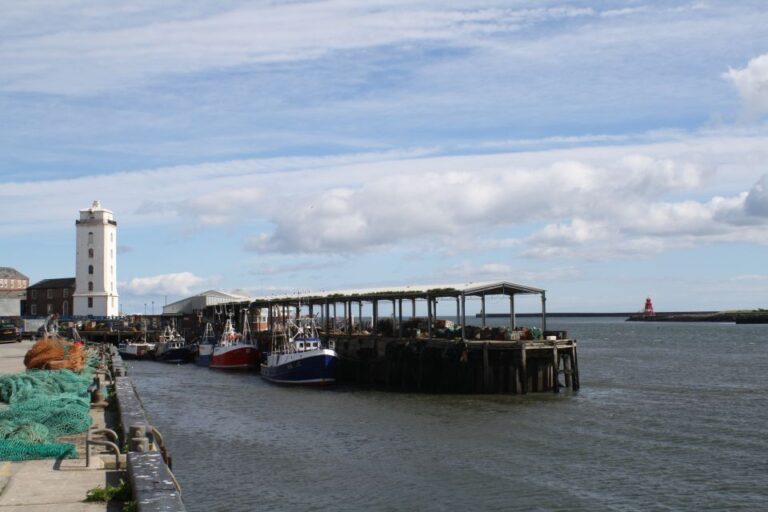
[{"left": 253, "top": 280, "right": 544, "bottom": 305}]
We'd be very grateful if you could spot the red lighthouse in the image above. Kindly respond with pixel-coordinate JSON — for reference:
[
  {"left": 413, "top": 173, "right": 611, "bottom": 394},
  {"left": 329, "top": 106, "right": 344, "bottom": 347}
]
[{"left": 643, "top": 297, "right": 655, "bottom": 318}]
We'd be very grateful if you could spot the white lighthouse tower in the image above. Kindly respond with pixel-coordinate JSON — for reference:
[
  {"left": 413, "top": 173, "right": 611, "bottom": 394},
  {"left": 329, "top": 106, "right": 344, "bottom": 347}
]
[{"left": 73, "top": 200, "right": 119, "bottom": 317}]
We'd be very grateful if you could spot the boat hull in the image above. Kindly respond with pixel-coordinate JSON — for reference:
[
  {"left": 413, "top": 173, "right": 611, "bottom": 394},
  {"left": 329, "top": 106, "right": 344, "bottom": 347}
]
[
  {"left": 157, "top": 346, "right": 194, "bottom": 364},
  {"left": 118, "top": 344, "right": 155, "bottom": 360},
  {"left": 210, "top": 345, "right": 260, "bottom": 370},
  {"left": 261, "top": 350, "right": 337, "bottom": 385},
  {"left": 196, "top": 344, "right": 214, "bottom": 367}
]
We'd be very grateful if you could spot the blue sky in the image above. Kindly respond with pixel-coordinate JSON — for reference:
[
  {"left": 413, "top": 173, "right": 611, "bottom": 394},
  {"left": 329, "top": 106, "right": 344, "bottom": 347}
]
[{"left": 2, "top": 0, "right": 768, "bottom": 313}]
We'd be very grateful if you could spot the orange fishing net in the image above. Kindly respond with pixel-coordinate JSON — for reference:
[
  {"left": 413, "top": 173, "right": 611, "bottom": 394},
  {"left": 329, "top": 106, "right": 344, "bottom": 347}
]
[{"left": 23, "top": 337, "right": 86, "bottom": 372}]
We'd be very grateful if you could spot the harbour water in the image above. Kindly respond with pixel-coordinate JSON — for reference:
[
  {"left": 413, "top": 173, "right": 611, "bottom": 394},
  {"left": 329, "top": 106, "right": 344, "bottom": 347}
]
[{"left": 128, "top": 318, "right": 768, "bottom": 511}]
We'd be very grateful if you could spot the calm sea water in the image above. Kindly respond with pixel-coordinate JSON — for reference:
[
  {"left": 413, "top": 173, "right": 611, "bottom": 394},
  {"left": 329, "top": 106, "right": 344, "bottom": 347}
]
[{"left": 128, "top": 318, "right": 768, "bottom": 511}]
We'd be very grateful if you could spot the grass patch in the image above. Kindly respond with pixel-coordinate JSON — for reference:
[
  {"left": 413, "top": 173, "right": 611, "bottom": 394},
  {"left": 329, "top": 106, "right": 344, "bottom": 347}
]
[{"left": 84, "top": 478, "right": 132, "bottom": 503}]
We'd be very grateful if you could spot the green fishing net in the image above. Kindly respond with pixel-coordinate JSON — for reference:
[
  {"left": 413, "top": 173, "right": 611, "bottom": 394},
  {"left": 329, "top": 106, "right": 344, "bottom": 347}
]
[{"left": 0, "top": 369, "right": 93, "bottom": 461}]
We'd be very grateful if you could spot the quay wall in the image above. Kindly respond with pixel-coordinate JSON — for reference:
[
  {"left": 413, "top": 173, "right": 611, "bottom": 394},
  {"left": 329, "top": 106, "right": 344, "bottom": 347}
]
[{"left": 110, "top": 348, "right": 186, "bottom": 512}]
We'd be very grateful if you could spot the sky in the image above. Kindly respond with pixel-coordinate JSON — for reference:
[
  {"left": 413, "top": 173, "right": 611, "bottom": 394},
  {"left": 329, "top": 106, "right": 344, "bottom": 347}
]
[{"left": 2, "top": 0, "right": 768, "bottom": 314}]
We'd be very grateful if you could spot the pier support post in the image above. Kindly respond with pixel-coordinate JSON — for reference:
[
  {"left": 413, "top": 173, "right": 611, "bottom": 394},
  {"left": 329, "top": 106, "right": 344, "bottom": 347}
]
[
  {"left": 509, "top": 295, "right": 516, "bottom": 330},
  {"left": 358, "top": 301, "right": 363, "bottom": 330},
  {"left": 324, "top": 300, "right": 330, "bottom": 334},
  {"left": 427, "top": 295, "right": 433, "bottom": 339},
  {"left": 373, "top": 300, "right": 378, "bottom": 334},
  {"left": 520, "top": 347, "right": 528, "bottom": 394},
  {"left": 552, "top": 346, "right": 560, "bottom": 393},
  {"left": 411, "top": 299, "right": 416, "bottom": 319},
  {"left": 481, "top": 294, "right": 486, "bottom": 327},
  {"left": 564, "top": 350, "right": 573, "bottom": 389},
  {"left": 460, "top": 294, "right": 466, "bottom": 341},
  {"left": 571, "top": 345, "right": 580, "bottom": 390},
  {"left": 398, "top": 299, "right": 403, "bottom": 338},
  {"left": 483, "top": 342, "right": 490, "bottom": 393},
  {"left": 391, "top": 299, "right": 396, "bottom": 336},
  {"left": 541, "top": 291, "right": 547, "bottom": 335}
]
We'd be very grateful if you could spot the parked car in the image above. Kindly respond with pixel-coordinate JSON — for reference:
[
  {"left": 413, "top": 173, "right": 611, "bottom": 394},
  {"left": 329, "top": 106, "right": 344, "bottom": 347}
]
[{"left": 0, "top": 323, "right": 21, "bottom": 343}]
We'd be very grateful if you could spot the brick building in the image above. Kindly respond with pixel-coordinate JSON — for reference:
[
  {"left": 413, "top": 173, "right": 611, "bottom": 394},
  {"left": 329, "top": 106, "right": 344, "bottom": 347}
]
[{"left": 24, "top": 278, "right": 76, "bottom": 317}]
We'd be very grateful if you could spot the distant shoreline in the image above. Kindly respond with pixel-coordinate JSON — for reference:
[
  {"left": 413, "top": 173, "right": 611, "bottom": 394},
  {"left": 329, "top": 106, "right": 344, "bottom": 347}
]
[{"left": 478, "top": 311, "right": 768, "bottom": 323}]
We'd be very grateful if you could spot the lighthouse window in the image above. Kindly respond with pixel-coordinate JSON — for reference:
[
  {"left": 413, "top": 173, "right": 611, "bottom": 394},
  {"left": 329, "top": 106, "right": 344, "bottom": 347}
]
[
  {"left": 88, "top": 265, "right": 93, "bottom": 275},
  {"left": 88, "top": 232, "right": 94, "bottom": 244},
  {"left": 88, "top": 281, "right": 93, "bottom": 291},
  {"left": 88, "top": 248, "right": 94, "bottom": 258},
  {"left": 88, "top": 297, "right": 93, "bottom": 308}
]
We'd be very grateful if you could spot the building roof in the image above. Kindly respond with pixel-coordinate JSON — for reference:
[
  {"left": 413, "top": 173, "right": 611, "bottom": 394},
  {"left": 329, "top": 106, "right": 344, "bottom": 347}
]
[
  {"left": 28, "top": 278, "right": 76, "bottom": 289},
  {"left": 163, "top": 289, "right": 251, "bottom": 309},
  {"left": 0, "top": 267, "right": 28, "bottom": 280}
]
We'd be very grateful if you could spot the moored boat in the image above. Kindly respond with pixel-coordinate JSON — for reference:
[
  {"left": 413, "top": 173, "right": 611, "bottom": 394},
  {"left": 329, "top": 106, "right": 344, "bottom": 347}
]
[
  {"left": 210, "top": 312, "right": 260, "bottom": 370},
  {"left": 261, "top": 316, "right": 338, "bottom": 385},
  {"left": 195, "top": 322, "right": 217, "bottom": 367},
  {"left": 155, "top": 324, "right": 194, "bottom": 364},
  {"left": 118, "top": 322, "right": 156, "bottom": 360}
]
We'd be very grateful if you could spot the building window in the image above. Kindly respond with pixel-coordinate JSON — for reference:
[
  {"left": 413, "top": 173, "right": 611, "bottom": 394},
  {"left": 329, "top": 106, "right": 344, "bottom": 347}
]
[
  {"left": 88, "top": 265, "right": 94, "bottom": 275},
  {"left": 31, "top": 290, "right": 37, "bottom": 299},
  {"left": 30, "top": 304, "right": 37, "bottom": 315},
  {"left": 88, "top": 281, "right": 93, "bottom": 291},
  {"left": 63, "top": 288, "right": 68, "bottom": 298},
  {"left": 46, "top": 303, "right": 52, "bottom": 314},
  {"left": 62, "top": 301, "right": 68, "bottom": 316},
  {"left": 88, "top": 232, "right": 94, "bottom": 244},
  {"left": 47, "top": 289, "right": 53, "bottom": 299},
  {"left": 88, "top": 248, "right": 94, "bottom": 258},
  {"left": 110, "top": 265, "right": 114, "bottom": 275},
  {"left": 88, "top": 297, "right": 93, "bottom": 308}
]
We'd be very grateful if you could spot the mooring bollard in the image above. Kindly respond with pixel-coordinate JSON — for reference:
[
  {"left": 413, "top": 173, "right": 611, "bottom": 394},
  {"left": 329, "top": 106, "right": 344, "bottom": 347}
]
[{"left": 129, "top": 424, "right": 149, "bottom": 452}]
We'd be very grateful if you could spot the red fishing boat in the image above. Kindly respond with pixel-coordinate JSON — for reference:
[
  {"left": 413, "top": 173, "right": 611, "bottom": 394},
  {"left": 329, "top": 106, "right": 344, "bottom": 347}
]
[{"left": 210, "top": 312, "right": 260, "bottom": 370}]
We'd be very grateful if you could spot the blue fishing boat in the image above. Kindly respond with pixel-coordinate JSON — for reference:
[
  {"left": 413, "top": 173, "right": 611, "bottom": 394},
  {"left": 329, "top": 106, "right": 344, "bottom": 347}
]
[
  {"left": 261, "top": 316, "right": 338, "bottom": 385},
  {"left": 195, "top": 322, "right": 217, "bottom": 366}
]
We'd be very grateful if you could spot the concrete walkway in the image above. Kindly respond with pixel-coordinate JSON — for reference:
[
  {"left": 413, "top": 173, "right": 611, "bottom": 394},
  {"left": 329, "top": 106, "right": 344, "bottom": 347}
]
[{"left": 0, "top": 340, "right": 116, "bottom": 511}]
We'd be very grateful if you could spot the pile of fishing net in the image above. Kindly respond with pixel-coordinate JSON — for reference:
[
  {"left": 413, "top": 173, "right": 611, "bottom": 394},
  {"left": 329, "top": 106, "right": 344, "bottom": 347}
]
[
  {"left": 0, "top": 369, "right": 93, "bottom": 461},
  {"left": 24, "top": 337, "right": 86, "bottom": 372}
]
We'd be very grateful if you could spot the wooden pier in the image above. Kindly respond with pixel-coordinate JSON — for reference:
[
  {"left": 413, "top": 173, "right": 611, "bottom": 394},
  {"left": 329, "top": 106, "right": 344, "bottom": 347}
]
[
  {"left": 333, "top": 336, "right": 578, "bottom": 394},
  {"left": 202, "top": 280, "right": 580, "bottom": 394}
]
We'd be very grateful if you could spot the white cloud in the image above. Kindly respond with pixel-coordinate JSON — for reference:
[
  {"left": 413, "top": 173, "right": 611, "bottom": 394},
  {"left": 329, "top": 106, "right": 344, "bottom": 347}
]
[
  {"left": 0, "top": 2, "right": 603, "bottom": 95},
  {"left": 724, "top": 53, "right": 768, "bottom": 119},
  {"left": 122, "top": 272, "right": 220, "bottom": 296},
  {"left": 2, "top": 131, "right": 768, "bottom": 262},
  {"left": 744, "top": 174, "right": 768, "bottom": 216}
]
